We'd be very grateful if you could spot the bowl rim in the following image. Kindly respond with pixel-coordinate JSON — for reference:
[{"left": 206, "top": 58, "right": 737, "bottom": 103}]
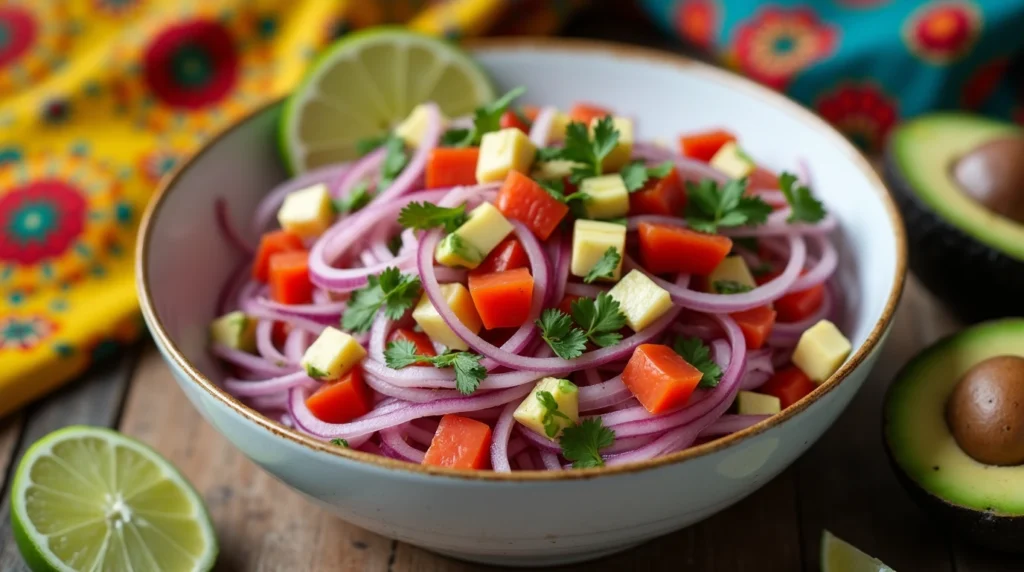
[{"left": 136, "top": 37, "right": 907, "bottom": 481}]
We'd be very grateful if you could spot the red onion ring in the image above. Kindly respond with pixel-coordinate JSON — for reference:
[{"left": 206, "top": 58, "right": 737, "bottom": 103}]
[{"left": 491, "top": 401, "right": 519, "bottom": 472}]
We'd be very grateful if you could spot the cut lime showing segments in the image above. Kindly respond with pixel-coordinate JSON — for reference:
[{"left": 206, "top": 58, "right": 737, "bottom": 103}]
[
  {"left": 821, "top": 530, "right": 895, "bottom": 572},
  {"left": 10, "top": 426, "right": 216, "bottom": 572},
  {"left": 280, "top": 27, "right": 496, "bottom": 173}
]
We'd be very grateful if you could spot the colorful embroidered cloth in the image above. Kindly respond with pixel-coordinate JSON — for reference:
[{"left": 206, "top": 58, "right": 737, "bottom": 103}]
[{"left": 0, "top": 0, "right": 584, "bottom": 418}]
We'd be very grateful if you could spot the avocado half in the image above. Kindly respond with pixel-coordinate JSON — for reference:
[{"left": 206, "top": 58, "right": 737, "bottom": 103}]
[
  {"left": 884, "top": 114, "right": 1024, "bottom": 322},
  {"left": 883, "top": 319, "right": 1024, "bottom": 553}
]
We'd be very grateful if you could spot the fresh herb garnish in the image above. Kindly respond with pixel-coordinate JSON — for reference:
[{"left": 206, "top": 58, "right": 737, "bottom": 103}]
[
  {"left": 537, "top": 391, "right": 571, "bottom": 438},
  {"left": 355, "top": 134, "right": 389, "bottom": 157},
  {"left": 439, "top": 128, "right": 471, "bottom": 147},
  {"left": 330, "top": 438, "right": 349, "bottom": 447},
  {"left": 537, "top": 116, "right": 619, "bottom": 183},
  {"left": 441, "top": 86, "right": 526, "bottom": 147},
  {"left": 583, "top": 247, "right": 621, "bottom": 284},
  {"left": 383, "top": 340, "right": 487, "bottom": 395},
  {"left": 778, "top": 171, "right": 826, "bottom": 224},
  {"left": 684, "top": 178, "right": 772, "bottom": 234},
  {"left": 341, "top": 267, "right": 422, "bottom": 333},
  {"left": 334, "top": 181, "right": 373, "bottom": 214},
  {"left": 619, "top": 160, "right": 673, "bottom": 192},
  {"left": 536, "top": 293, "right": 628, "bottom": 358},
  {"left": 378, "top": 135, "right": 409, "bottom": 190},
  {"left": 537, "top": 178, "right": 590, "bottom": 218},
  {"left": 672, "top": 336, "right": 723, "bottom": 388},
  {"left": 536, "top": 309, "right": 588, "bottom": 360},
  {"left": 397, "top": 201, "right": 468, "bottom": 233},
  {"left": 559, "top": 418, "right": 615, "bottom": 468},
  {"left": 712, "top": 280, "right": 754, "bottom": 294},
  {"left": 305, "top": 365, "right": 328, "bottom": 380}
]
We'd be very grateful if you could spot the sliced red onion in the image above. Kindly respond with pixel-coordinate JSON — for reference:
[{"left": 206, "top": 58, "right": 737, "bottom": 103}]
[
  {"left": 547, "top": 231, "right": 571, "bottom": 306},
  {"left": 255, "top": 320, "right": 290, "bottom": 366},
  {"left": 514, "top": 450, "right": 536, "bottom": 471},
  {"left": 363, "top": 373, "right": 462, "bottom": 402},
  {"left": 333, "top": 147, "right": 385, "bottom": 199},
  {"left": 747, "top": 348, "right": 774, "bottom": 375},
  {"left": 699, "top": 414, "right": 768, "bottom": 437},
  {"left": 630, "top": 143, "right": 727, "bottom": 183},
  {"left": 564, "top": 282, "right": 608, "bottom": 298},
  {"left": 490, "top": 401, "right": 519, "bottom": 472},
  {"left": 241, "top": 302, "right": 328, "bottom": 336},
  {"left": 529, "top": 107, "right": 557, "bottom": 147},
  {"left": 216, "top": 262, "right": 252, "bottom": 316},
  {"left": 771, "top": 285, "right": 834, "bottom": 340},
  {"left": 380, "top": 426, "right": 426, "bottom": 463},
  {"left": 739, "top": 371, "right": 772, "bottom": 391},
  {"left": 507, "top": 437, "right": 528, "bottom": 459},
  {"left": 790, "top": 235, "right": 838, "bottom": 291},
  {"left": 224, "top": 371, "right": 317, "bottom": 397},
  {"left": 578, "top": 375, "right": 634, "bottom": 411},
  {"left": 252, "top": 162, "right": 352, "bottom": 232},
  {"left": 516, "top": 425, "right": 559, "bottom": 452},
  {"left": 404, "top": 423, "right": 436, "bottom": 446},
  {"left": 539, "top": 450, "right": 562, "bottom": 471},
  {"left": 375, "top": 103, "right": 441, "bottom": 202},
  {"left": 283, "top": 329, "right": 309, "bottom": 364},
  {"left": 211, "top": 343, "right": 297, "bottom": 377},
  {"left": 252, "top": 298, "right": 345, "bottom": 323}
]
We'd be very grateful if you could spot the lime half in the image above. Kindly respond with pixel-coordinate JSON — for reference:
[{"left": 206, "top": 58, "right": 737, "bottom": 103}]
[
  {"left": 280, "top": 27, "right": 496, "bottom": 172},
  {"left": 10, "top": 426, "right": 216, "bottom": 572},
  {"left": 821, "top": 530, "right": 895, "bottom": 572}
]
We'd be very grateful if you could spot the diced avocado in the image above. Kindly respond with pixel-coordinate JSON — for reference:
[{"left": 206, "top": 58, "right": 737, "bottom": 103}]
[
  {"left": 608, "top": 270, "right": 673, "bottom": 331},
  {"left": 737, "top": 391, "right": 781, "bottom": 415},
  {"left": 395, "top": 103, "right": 448, "bottom": 148},
  {"left": 571, "top": 219, "right": 626, "bottom": 281},
  {"left": 532, "top": 159, "right": 580, "bottom": 181},
  {"left": 707, "top": 255, "right": 757, "bottom": 293},
  {"left": 710, "top": 142, "right": 755, "bottom": 180},
  {"left": 300, "top": 326, "right": 367, "bottom": 381},
  {"left": 580, "top": 174, "right": 629, "bottom": 220},
  {"left": 547, "top": 111, "right": 571, "bottom": 142},
  {"left": 277, "top": 183, "right": 334, "bottom": 238},
  {"left": 435, "top": 202, "right": 514, "bottom": 269},
  {"left": 435, "top": 233, "right": 483, "bottom": 268},
  {"left": 513, "top": 377, "right": 580, "bottom": 440},
  {"left": 791, "top": 319, "right": 851, "bottom": 383},
  {"left": 209, "top": 311, "right": 257, "bottom": 353},
  {"left": 411, "top": 283, "right": 482, "bottom": 351},
  {"left": 589, "top": 116, "right": 633, "bottom": 173},
  {"left": 476, "top": 127, "right": 537, "bottom": 183}
]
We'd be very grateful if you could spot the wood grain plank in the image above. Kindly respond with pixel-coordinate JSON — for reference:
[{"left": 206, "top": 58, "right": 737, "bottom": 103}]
[
  {"left": 116, "top": 348, "right": 393, "bottom": 572},
  {"left": 0, "top": 346, "right": 140, "bottom": 571}
]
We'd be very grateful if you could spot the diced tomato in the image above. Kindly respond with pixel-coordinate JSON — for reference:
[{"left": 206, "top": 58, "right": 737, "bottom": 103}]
[
  {"left": 499, "top": 110, "right": 531, "bottom": 133},
  {"left": 637, "top": 222, "right": 732, "bottom": 275},
  {"left": 425, "top": 147, "right": 479, "bottom": 189},
  {"left": 253, "top": 230, "right": 304, "bottom": 282},
  {"left": 557, "top": 294, "right": 581, "bottom": 315},
  {"left": 495, "top": 171, "right": 569, "bottom": 240},
  {"left": 622, "top": 344, "right": 703, "bottom": 414},
  {"left": 629, "top": 167, "right": 686, "bottom": 216},
  {"left": 520, "top": 105, "right": 540, "bottom": 121},
  {"left": 388, "top": 328, "right": 436, "bottom": 360},
  {"left": 469, "top": 237, "right": 529, "bottom": 276},
  {"left": 305, "top": 368, "right": 374, "bottom": 423},
  {"left": 758, "top": 270, "right": 825, "bottom": 322},
  {"left": 678, "top": 129, "right": 736, "bottom": 162},
  {"left": 760, "top": 366, "right": 817, "bottom": 409},
  {"left": 269, "top": 250, "right": 313, "bottom": 304},
  {"left": 730, "top": 305, "right": 777, "bottom": 350},
  {"left": 568, "top": 102, "right": 613, "bottom": 124},
  {"left": 749, "top": 166, "right": 780, "bottom": 190},
  {"left": 422, "top": 414, "right": 493, "bottom": 469},
  {"left": 468, "top": 268, "right": 534, "bottom": 330}
]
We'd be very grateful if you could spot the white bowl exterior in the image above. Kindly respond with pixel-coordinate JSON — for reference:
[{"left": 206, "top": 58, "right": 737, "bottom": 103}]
[{"left": 141, "top": 45, "right": 899, "bottom": 566}]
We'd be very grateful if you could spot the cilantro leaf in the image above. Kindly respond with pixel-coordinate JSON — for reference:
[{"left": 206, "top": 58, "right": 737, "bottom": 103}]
[
  {"left": 334, "top": 181, "right": 373, "bottom": 214},
  {"left": 541, "top": 116, "right": 619, "bottom": 183},
  {"left": 536, "top": 309, "right": 588, "bottom": 359},
  {"left": 571, "top": 292, "right": 626, "bottom": 347},
  {"left": 384, "top": 341, "right": 486, "bottom": 395},
  {"left": 559, "top": 418, "right": 615, "bottom": 468},
  {"left": 619, "top": 160, "right": 673, "bottom": 192},
  {"left": 306, "top": 365, "right": 328, "bottom": 380},
  {"left": 398, "top": 201, "right": 468, "bottom": 233},
  {"left": 440, "top": 128, "right": 473, "bottom": 147},
  {"left": 382, "top": 339, "right": 426, "bottom": 369},
  {"left": 377, "top": 135, "right": 409, "bottom": 190},
  {"left": 535, "top": 147, "right": 564, "bottom": 162},
  {"left": 444, "top": 86, "right": 526, "bottom": 147},
  {"left": 537, "top": 390, "right": 571, "bottom": 438},
  {"left": 672, "top": 336, "right": 723, "bottom": 388},
  {"left": 330, "top": 438, "right": 349, "bottom": 447},
  {"left": 342, "top": 268, "right": 422, "bottom": 333},
  {"left": 355, "top": 134, "right": 388, "bottom": 157},
  {"left": 712, "top": 280, "right": 754, "bottom": 294},
  {"left": 779, "top": 171, "right": 826, "bottom": 224},
  {"left": 537, "top": 178, "right": 590, "bottom": 218},
  {"left": 684, "top": 178, "right": 772, "bottom": 233},
  {"left": 583, "top": 247, "right": 621, "bottom": 284}
]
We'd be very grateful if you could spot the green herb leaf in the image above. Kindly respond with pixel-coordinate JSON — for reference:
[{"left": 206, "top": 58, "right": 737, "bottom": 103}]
[
  {"left": 559, "top": 418, "right": 615, "bottom": 468},
  {"left": 342, "top": 268, "right": 422, "bottom": 333},
  {"left": 334, "top": 181, "right": 373, "bottom": 214},
  {"left": 684, "top": 178, "right": 772, "bottom": 233},
  {"left": 537, "top": 390, "right": 571, "bottom": 438},
  {"left": 571, "top": 292, "right": 627, "bottom": 347},
  {"left": 583, "top": 247, "right": 621, "bottom": 284},
  {"left": 620, "top": 160, "right": 674, "bottom": 192},
  {"left": 779, "top": 171, "right": 826, "bottom": 224},
  {"left": 536, "top": 309, "right": 588, "bottom": 359},
  {"left": 443, "top": 86, "right": 526, "bottom": 148},
  {"left": 330, "top": 438, "right": 349, "bottom": 447},
  {"left": 378, "top": 135, "right": 409, "bottom": 190},
  {"left": 540, "top": 116, "right": 619, "bottom": 183},
  {"left": 712, "top": 280, "right": 754, "bottom": 294},
  {"left": 535, "top": 147, "right": 564, "bottom": 162},
  {"left": 383, "top": 341, "right": 486, "bottom": 395},
  {"left": 398, "top": 201, "right": 468, "bottom": 233},
  {"left": 382, "top": 339, "right": 427, "bottom": 369},
  {"left": 672, "top": 336, "right": 723, "bottom": 388},
  {"left": 355, "top": 134, "right": 389, "bottom": 157},
  {"left": 305, "top": 365, "right": 328, "bottom": 380},
  {"left": 440, "top": 128, "right": 473, "bottom": 147}
]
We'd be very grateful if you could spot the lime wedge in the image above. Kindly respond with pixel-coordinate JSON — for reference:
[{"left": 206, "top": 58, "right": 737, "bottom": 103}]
[
  {"left": 280, "top": 27, "right": 496, "bottom": 173},
  {"left": 821, "top": 530, "right": 895, "bottom": 572},
  {"left": 10, "top": 426, "right": 216, "bottom": 572}
]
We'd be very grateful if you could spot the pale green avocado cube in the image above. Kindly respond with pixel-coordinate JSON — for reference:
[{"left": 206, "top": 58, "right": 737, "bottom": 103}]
[
  {"left": 737, "top": 391, "right": 781, "bottom": 415},
  {"left": 608, "top": 270, "right": 673, "bottom": 331},
  {"left": 710, "top": 141, "right": 756, "bottom": 180},
  {"left": 435, "top": 202, "right": 514, "bottom": 269},
  {"left": 514, "top": 377, "right": 580, "bottom": 440},
  {"left": 300, "top": 326, "right": 367, "bottom": 381},
  {"left": 209, "top": 311, "right": 257, "bottom": 353},
  {"left": 792, "top": 320, "right": 852, "bottom": 383},
  {"left": 571, "top": 219, "right": 626, "bottom": 281},
  {"left": 435, "top": 233, "right": 483, "bottom": 269},
  {"left": 277, "top": 183, "right": 334, "bottom": 239},
  {"left": 707, "top": 255, "right": 757, "bottom": 293},
  {"left": 476, "top": 127, "right": 537, "bottom": 183},
  {"left": 580, "top": 174, "right": 630, "bottom": 220}
]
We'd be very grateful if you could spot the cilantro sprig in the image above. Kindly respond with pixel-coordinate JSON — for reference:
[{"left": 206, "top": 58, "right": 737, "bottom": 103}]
[
  {"left": 334, "top": 181, "right": 373, "bottom": 214},
  {"left": 398, "top": 201, "right": 468, "bottom": 233},
  {"left": 684, "top": 178, "right": 772, "bottom": 234},
  {"left": 712, "top": 280, "right": 753, "bottom": 294},
  {"left": 583, "top": 247, "right": 621, "bottom": 284},
  {"left": 559, "top": 418, "right": 616, "bottom": 468},
  {"left": 537, "top": 116, "right": 619, "bottom": 183},
  {"left": 537, "top": 391, "right": 571, "bottom": 438},
  {"left": 306, "top": 365, "right": 329, "bottom": 380},
  {"left": 341, "top": 268, "right": 422, "bottom": 333},
  {"left": 441, "top": 86, "right": 526, "bottom": 147},
  {"left": 355, "top": 134, "right": 388, "bottom": 157},
  {"left": 778, "top": 171, "right": 826, "bottom": 224},
  {"left": 620, "top": 160, "right": 673, "bottom": 192},
  {"left": 536, "top": 310, "right": 588, "bottom": 360},
  {"left": 378, "top": 135, "right": 409, "bottom": 190},
  {"left": 330, "top": 438, "right": 349, "bottom": 447},
  {"left": 383, "top": 340, "right": 487, "bottom": 395},
  {"left": 536, "top": 293, "right": 627, "bottom": 359},
  {"left": 672, "top": 336, "right": 723, "bottom": 388}
]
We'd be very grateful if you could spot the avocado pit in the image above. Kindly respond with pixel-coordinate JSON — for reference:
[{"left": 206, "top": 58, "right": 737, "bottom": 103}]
[
  {"left": 952, "top": 137, "right": 1024, "bottom": 224},
  {"left": 946, "top": 355, "right": 1024, "bottom": 466}
]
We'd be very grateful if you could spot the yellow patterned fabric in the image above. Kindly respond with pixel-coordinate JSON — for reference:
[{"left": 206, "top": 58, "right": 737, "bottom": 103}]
[{"left": 0, "top": 0, "right": 584, "bottom": 418}]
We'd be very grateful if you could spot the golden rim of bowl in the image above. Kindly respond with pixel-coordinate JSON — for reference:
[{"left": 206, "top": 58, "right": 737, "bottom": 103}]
[{"left": 136, "top": 37, "right": 907, "bottom": 481}]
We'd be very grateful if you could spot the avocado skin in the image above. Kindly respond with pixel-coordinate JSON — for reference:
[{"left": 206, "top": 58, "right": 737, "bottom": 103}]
[{"left": 883, "top": 152, "right": 1024, "bottom": 323}]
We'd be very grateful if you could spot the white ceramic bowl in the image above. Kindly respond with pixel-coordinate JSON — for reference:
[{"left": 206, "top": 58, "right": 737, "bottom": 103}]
[{"left": 137, "top": 39, "right": 905, "bottom": 567}]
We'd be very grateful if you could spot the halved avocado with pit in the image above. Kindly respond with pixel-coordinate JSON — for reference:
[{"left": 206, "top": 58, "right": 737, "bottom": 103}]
[
  {"left": 884, "top": 319, "right": 1024, "bottom": 552},
  {"left": 884, "top": 114, "right": 1024, "bottom": 322}
]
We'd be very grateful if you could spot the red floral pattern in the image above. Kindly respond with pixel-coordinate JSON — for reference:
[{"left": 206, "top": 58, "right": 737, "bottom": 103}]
[
  {"left": 0, "top": 6, "right": 35, "bottom": 68},
  {"left": 143, "top": 19, "right": 239, "bottom": 109},
  {"left": 0, "top": 179, "right": 86, "bottom": 265},
  {"left": 817, "top": 83, "right": 899, "bottom": 153},
  {"left": 733, "top": 7, "right": 838, "bottom": 90},
  {"left": 904, "top": 1, "right": 983, "bottom": 64},
  {"left": 674, "top": 0, "right": 717, "bottom": 51}
]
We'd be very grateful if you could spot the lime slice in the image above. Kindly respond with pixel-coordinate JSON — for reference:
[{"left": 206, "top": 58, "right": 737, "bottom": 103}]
[
  {"left": 10, "top": 426, "right": 217, "bottom": 572},
  {"left": 280, "top": 27, "right": 496, "bottom": 173},
  {"left": 821, "top": 530, "right": 895, "bottom": 572}
]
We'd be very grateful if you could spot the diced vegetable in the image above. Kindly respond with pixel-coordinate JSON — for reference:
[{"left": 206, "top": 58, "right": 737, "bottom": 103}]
[
  {"left": 678, "top": 129, "right": 736, "bottom": 162},
  {"left": 469, "top": 237, "right": 529, "bottom": 276},
  {"left": 425, "top": 147, "right": 479, "bottom": 189},
  {"left": 388, "top": 328, "right": 436, "bottom": 362},
  {"left": 513, "top": 377, "right": 580, "bottom": 440},
  {"left": 607, "top": 270, "right": 673, "bottom": 332},
  {"left": 707, "top": 256, "right": 757, "bottom": 292},
  {"left": 737, "top": 391, "right": 781, "bottom": 415},
  {"left": 495, "top": 171, "right": 569, "bottom": 240},
  {"left": 622, "top": 344, "right": 703, "bottom": 414},
  {"left": 269, "top": 250, "right": 313, "bottom": 304},
  {"left": 395, "top": 103, "right": 447, "bottom": 148},
  {"left": 300, "top": 326, "right": 367, "bottom": 381},
  {"left": 580, "top": 174, "right": 629, "bottom": 219},
  {"left": 209, "top": 311, "right": 257, "bottom": 353},
  {"left": 568, "top": 102, "right": 612, "bottom": 125},
  {"left": 476, "top": 127, "right": 537, "bottom": 183},
  {"left": 710, "top": 141, "right": 756, "bottom": 180},
  {"left": 422, "top": 414, "right": 492, "bottom": 469},
  {"left": 637, "top": 222, "right": 732, "bottom": 275},
  {"left": 791, "top": 319, "right": 852, "bottom": 383},
  {"left": 532, "top": 159, "right": 579, "bottom": 181},
  {"left": 546, "top": 111, "right": 572, "bottom": 142},
  {"left": 276, "top": 183, "right": 334, "bottom": 239},
  {"left": 499, "top": 110, "right": 530, "bottom": 133},
  {"left": 556, "top": 293, "right": 581, "bottom": 315},
  {"left": 629, "top": 167, "right": 686, "bottom": 216},
  {"left": 411, "top": 283, "right": 483, "bottom": 351},
  {"left": 730, "top": 305, "right": 777, "bottom": 350},
  {"left": 589, "top": 116, "right": 633, "bottom": 173},
  {"left": 758, "top": 270, "right": 826, "bottom": 322},
  {"left": 571, "top": 219, "right": 626, "bottom": 281},
  {"left": 435, "top": 234, "right": 483, "bottom": 268},
  {"left": 253, "top": 230, "right": 304, "bottom": 282},
  {"left": 749, "top": 166, "right": 780, "bottom": 190},
  {"left": 760, "top": 366, "right": 816, "bottom": 408},
  {"left": 468, "top": 267, "right": 534, "bottom": 330},
  {"left": 435, "top": 202, "right": 514, "bottom": 269},
  {"left": 304, "top": 367, "right": 373, "bottom": 423}
]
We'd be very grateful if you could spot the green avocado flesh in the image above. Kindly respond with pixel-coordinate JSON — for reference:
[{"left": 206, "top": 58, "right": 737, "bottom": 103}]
[
  {"left": 888, "top": 114, "right": 1024, "bottom": 261},
  {"left": 885, "top": 319, "right": 1024, "bottom": 515}
]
